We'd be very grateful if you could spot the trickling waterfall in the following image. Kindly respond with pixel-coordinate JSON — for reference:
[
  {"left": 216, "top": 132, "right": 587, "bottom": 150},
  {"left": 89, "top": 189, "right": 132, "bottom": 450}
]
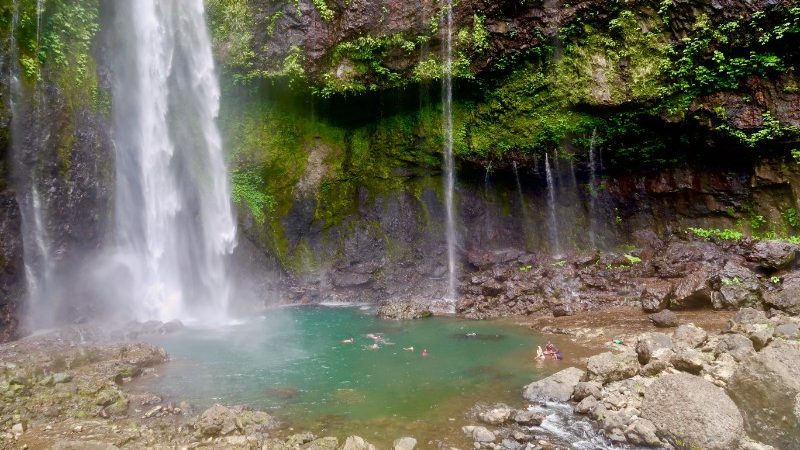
[
  {"left": 545, "top": 154, "right": 562, "bottom": 257},
  {"left": 9, "top": 0, "right": 55, "bottom": 330},
  {"left": 512, "top": 161, "right": 532, "bottom": 248},
  {"left": 588, "top": 129, "right": 598, "bottom": 249},
  {"left": 108, "top": 0, "right": 237, "bottom": 323},
  {"left": 441, "top": 0, "right": 457, "bottom": 305},
  {"left": 36, "top": 0, "right": 44, "bottom": 49}
]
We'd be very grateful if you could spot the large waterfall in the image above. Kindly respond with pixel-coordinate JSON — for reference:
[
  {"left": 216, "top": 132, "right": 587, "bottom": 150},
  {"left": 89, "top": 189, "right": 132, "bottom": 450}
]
[{"left": 108, "top": 0, "right": 237, "bottom": 323}]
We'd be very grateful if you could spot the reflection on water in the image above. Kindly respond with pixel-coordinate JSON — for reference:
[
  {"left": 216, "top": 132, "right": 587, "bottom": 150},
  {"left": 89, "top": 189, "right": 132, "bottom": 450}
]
[{"left": 136, "top": 306, "right": 582, "bottom": 446}]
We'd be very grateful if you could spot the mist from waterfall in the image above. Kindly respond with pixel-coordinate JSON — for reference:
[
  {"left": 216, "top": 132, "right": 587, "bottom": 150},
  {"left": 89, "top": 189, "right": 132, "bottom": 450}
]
[
  {"left": 441, "top": 0, "right": 457, "bottom": 306},
  {"left": 107, "top": 0, "right": 237, "bottom": 323}
]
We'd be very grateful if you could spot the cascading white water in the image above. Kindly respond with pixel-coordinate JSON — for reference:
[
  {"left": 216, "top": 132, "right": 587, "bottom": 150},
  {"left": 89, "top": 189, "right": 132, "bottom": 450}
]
[
  {"left": 36, "top": 0, "right": 44, "bottom": 49},
  {"left": 108, "top": 0, "right": 236, "bottom": 323},
  {"left": 588, "top": 129, "right": 598, "bottom": 249},
  {"left": 544, "top": 154, "right": 562, "bottom": 257},
  {"left": 441, "top": 0, "right": 457, "bottom": 305}
]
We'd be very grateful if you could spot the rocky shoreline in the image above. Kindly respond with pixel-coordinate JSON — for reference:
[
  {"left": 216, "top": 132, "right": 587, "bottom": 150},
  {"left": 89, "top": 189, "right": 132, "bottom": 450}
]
[{"left": 2, "top": 303, "right": 798, "bottom": 449}]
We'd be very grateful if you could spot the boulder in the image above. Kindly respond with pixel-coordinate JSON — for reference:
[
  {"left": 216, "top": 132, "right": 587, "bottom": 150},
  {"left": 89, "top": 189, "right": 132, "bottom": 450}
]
[
  {"left": 392, "top": 437, "right": 417, "bottom": 450},
  {"left": 194, "top": 404, "right": 239, "bottom": 437},
  {"left": 673, "top": 323, "right": 708, "bottom": 348},
  {"left": 586, "top": 350, "right": 639, "bottom": 384},
  {"left": 462, "top": 426, "right": 495, "bottom": 443},
  {"left": 522, "top": 367, "right": 585, "bottom": 402},
  {"left": 716, "top": 261, "right": 761, "bottom": 309},
  {"left": 728, "top": 340, "right": 800, "bottom": 449},
  {"left": 649, "top": 310, "right": 678, "bottom": 328},
  {"left": 642, "top": 373, "right": 744, "bottom": 450},
  {"left": 571, "top": 381, "right": 602, "bottom": 401},
  {"left": 725, "top": 308, "right": 774, "bottom": 350},
  {"left": 341, "top": 436, "right": 376, "bottom": 450},
  {"left": 671, "top": 348, "right": 705, "bottom": 375},
  {"left": 376, "top": 301, "right": 432, "bottom": 320},
  {"left": 671, "top": 269, "right": 714, "bottom": 309},
  {"left": 715, "top": 333, "right": 756, "bottom": 362},
  {"left": 635, "top": 332, "right": 673, "bottom": 365},
  {"left": 304, "top": 437, "right": 339, "bottom": 450},
  {"left": 193, "top": 404, "right": 277, "bottom": 437},
  {"left": 640, "top": 281, "right": 673, "bottom": 313},
  {"left": 574, "top": 395, "right": 598, "bottom": 415},
  {"left": 763, "top": 273, "right": 800, "bottom": 315},
  {"left": 625, "top": 418, "right": 662, "bottom": 447},
  {"left": 479, "top": 404, "right": 513, "bottom": 425},
  {"left": 774, "top": 322, "right": 799, "bottom": 339},
  {"left": 513, "top": 409, "right": 545, "bottom": 426},
  {"left": 747, "top": 240, "right": 797, "bottom": 270}
]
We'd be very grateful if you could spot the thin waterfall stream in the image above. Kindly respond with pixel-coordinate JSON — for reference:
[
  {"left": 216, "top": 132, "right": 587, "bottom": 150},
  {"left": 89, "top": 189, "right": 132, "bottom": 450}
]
[
  {"left": 441, "top": 0, "right": 457, "bottom": 306},
  {"left": 588, "top": 129, "right": 598, "bottom": 249},
  {"left": 545, "top": 153, "right": 562, "bottom": 258}
]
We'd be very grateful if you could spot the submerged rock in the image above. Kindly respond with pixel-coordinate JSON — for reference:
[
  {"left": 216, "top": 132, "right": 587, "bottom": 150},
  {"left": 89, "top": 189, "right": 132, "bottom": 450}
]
[
  {"left": 522, "top": 367, "right": 584, "bottom": 402},
  {"left": 642, "top": 373, "right": 744, "bottom": 450}
]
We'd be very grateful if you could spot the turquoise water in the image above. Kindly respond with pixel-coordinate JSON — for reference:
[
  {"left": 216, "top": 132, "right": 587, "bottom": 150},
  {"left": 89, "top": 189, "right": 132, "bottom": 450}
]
[{"left": 140, "top": 306, "right": 566, "bottom": 444}]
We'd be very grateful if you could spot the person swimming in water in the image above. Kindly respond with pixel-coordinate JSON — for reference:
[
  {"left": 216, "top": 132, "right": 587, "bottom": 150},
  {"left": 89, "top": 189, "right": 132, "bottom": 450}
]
[
  {"left": 403, "top": 346, "right": 415, "bottom": 352},
  {"left": 421, "top": 349, "right": 429, "bottom": 357},
  {"left": 536, "top": 345, "right": 545, "bottom": 359},
  {"left": 341, "top": 337, "right": 354, "bottom": 344}
]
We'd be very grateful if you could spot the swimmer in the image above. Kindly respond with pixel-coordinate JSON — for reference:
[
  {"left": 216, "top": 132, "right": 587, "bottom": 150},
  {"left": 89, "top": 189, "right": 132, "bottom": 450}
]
[
  {"left": 466, "top": 332, "right": 477, "bottom": 337},
  {"left": 536, "top": 345, "right": 545, "bottom": 360},
  {"left": 403, "top": 346, "right": 415, "bottom": 352},
  {"left": 421, "top": 348, "right": 429, "bottom": 357},
  {"left": 341, "top": 337, "right": 354, "bottom": 344},
  {"left": 366, "top": 333, "right": 383, "bottom": 341},
  {"left": 367, "top": 343, "right": 380, "bottom": 350}
]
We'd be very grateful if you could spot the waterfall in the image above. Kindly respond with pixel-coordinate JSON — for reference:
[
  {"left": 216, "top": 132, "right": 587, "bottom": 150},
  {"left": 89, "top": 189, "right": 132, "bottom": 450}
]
[
  {"left": 588, "top": 129, "right": 598, "bottom": 249},
  {"left": 545, "top": 154, "right": 562, "bottom": 258},
  {"left": 513, "top": 161, "right": 532, "bottom": 248},
  {"left": 441, "top": 0, "right": 457, "bottom": 306},
  {"left": 108, "top": 0, "right": 237, "bottom": 323},
  {"left": 9, "top": 0, "right": 55, "bottom": 330},
  {"left": 36, "top": 0, "right": 44, "bottom": 50}
]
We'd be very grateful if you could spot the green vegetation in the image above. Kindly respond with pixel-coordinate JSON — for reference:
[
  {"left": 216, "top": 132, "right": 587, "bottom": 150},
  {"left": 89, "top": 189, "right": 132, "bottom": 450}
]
[
  {"left": 687, "top": 227, "right": 745, "bottom": 241},
  {"left": 624, "top": 254, "right": 642, "bottom": 265}
]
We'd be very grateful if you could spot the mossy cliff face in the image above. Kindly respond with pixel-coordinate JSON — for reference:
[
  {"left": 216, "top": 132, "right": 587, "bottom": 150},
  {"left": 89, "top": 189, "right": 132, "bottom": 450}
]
[{"left": 212, "top": 1, "right": 800, "bottom": 302}]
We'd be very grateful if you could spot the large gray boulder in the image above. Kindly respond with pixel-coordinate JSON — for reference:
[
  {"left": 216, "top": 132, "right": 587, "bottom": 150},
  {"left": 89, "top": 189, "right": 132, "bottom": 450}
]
[
  {"left": 764, "top": 273, "right": 800, "bottom": 315},
  {"left": 728, "top": 340, "right": 800, "bottom": 449},
  {"left": 586, "top": 350, "right": 639, "bottom": 384},
  {"left": 522, "top": 367, "right": 585, "bottom": 402},
  {"left": 642, "top": 373, "right": 744, "bottom": 450},
  {"left": 635, "top": 332, "right": 673, "bottom": 365}
]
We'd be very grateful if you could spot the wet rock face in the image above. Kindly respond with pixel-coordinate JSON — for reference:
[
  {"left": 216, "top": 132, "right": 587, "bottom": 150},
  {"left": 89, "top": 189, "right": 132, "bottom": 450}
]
[{"left": 0, "top": 192, "right": 24, "bottom": 342}]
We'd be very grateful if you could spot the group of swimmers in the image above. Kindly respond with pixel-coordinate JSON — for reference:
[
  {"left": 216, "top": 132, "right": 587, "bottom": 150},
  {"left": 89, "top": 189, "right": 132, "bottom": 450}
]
[
  {"left": 536, "top": 340, "right": 563, "bottom": 360},
  {"left": 341, "top": 333, "right": 429, "bottom": 356}
]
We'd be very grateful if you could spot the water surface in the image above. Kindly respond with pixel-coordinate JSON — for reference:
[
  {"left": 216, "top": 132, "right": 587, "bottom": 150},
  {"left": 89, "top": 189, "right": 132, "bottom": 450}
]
[{"left": 139, "top": 306, "right": 576, "bottom": 445}]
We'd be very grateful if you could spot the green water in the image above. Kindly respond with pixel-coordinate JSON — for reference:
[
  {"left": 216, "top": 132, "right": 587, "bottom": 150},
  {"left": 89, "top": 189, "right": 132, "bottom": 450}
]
[{"left": 140, "top": 306, "right": 562, "bottom": 445}]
